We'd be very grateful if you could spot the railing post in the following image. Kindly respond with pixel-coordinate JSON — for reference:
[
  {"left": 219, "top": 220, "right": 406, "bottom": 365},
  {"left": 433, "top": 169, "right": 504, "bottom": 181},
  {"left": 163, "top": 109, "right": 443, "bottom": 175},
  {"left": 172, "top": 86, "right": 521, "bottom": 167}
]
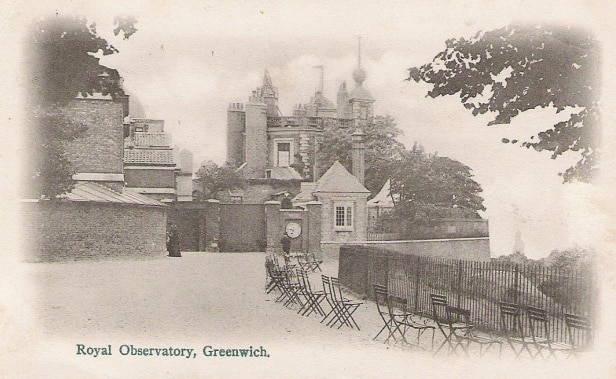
[
  {"left": 456, "top": 260, "right": 463, "bottom": 307},
  {"left": 513, "top": 264, "right": 520, "bottom": 305}
]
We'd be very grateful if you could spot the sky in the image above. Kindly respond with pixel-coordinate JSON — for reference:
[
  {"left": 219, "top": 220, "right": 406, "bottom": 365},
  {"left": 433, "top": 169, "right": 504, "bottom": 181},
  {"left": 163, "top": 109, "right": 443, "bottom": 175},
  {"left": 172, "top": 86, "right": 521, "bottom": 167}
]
[{"left": 2, "top": 0, "right": 615, "bottom": 259}]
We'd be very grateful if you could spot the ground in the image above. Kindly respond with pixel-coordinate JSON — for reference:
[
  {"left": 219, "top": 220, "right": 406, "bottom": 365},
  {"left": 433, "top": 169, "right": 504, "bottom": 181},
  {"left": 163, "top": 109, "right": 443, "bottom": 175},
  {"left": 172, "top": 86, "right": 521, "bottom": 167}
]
[{"left": 0, "top": 253, "right": 605, "bottom": 378}]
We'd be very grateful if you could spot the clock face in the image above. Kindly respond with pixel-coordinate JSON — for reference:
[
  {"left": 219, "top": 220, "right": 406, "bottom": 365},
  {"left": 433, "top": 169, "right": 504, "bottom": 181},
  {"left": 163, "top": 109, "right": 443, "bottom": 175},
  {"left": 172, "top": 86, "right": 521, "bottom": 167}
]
[{"left": 285, "top": 222, "right": 302, "bottom": 239}]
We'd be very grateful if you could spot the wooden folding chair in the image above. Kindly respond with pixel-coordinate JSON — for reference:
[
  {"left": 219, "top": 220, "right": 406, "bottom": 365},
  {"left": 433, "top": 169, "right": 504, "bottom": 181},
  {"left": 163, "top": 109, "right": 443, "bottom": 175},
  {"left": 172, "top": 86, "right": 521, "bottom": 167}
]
[
  {"left": 430, "top": 294, "right": 472, "bottom": 355},
  {"left": 388, "top": 295, "right": 435, "bottom": 350},
  {"left": 304, "top": 252, "right": 323, "bottom": 272},
  {"left": 295, "top": 269, "right": 326, "bottom": 317},
  {"left": 564, "top": 313, "right": 593, "bottom": 358},
  {"left": 446, "top": 306, "right": 502, "bottom": 357},
  {"left": 373, "top": 284, "right": 399, "bottom": 343},
  {"left": 328, "top": 277, "right": 362, "bottom": 330},
  {"left": 499, "top": 302, "right": 537, "bottom": 359},
  {"left": 526, "top": 306, "right": 571, "bottom": 360}
]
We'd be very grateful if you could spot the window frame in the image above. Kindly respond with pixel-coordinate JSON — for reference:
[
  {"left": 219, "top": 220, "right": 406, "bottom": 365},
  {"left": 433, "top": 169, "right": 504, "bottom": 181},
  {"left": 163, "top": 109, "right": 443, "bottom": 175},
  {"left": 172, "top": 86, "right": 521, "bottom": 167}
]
[
  {"left": 334, "top": 201, "right": 354, "bottom": 231},
  {"left": 274, "top": 138, "right": 294, "bottom": 167}
]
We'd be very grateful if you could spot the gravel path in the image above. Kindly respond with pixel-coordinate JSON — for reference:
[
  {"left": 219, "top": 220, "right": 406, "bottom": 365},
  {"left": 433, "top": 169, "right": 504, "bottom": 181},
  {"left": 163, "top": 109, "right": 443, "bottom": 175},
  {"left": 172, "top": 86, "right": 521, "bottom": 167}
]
[{"left": 1, "top": 252, "right": 602, "bottom": 378}]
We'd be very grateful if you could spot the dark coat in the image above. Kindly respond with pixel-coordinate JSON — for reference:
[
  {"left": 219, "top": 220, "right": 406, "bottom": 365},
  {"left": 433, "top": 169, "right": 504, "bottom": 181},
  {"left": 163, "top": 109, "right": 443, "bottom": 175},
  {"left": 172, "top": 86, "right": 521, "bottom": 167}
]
[{"left": 280, "top": 234, "right": 291, "bottom": 254}]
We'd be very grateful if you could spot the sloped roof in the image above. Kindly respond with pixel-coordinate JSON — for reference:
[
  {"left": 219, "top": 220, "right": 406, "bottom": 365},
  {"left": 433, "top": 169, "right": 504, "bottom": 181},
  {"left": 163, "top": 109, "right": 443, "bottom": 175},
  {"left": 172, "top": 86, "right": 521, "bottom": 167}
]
[
  {"left": 292, "top": 182, "right": 318, "bottom": 203},
  {"left": 63, "top": 182, "right": 165, "bottom": 206},
  {"left": 314, "top": 161, "right": 370, "bottom": 194},
  {"left": 267, "top": 166, "right": 303, "bottom": 180},
  {"left": 367, "top": 179, "right": 395, "bottom": 208},
  {"left": 124, "top": 148, "right": 174, "bottom": 164}
]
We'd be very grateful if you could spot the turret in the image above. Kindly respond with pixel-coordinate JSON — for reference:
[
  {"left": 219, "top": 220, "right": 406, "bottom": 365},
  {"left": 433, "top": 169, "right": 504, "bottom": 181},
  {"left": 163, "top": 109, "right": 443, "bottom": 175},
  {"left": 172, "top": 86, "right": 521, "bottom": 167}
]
[{"left": 226, "top": 102, "right": 246, "bottom": 167}]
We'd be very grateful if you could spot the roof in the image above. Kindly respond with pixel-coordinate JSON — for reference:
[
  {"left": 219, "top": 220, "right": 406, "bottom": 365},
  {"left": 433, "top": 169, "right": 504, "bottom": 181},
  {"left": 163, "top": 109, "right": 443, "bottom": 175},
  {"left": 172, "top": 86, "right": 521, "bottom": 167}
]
[
  {"left": 310, "top": 92, "right": 336, "bottom": 109},
  {"left": 62, "top": 182, "right": 165, "bottom": 206},
  {"left": 292, "top": 182, "right": 318, "bottom": 203},
  {"left": 124, "top": 148, "right": 175, "bottom": 164},
  {"left": 314, "top": 161, "right": 370, "bottom": 194},
  {"left": 368, "top": 179, "right": 395, "bottom": 208},
  {"left": 267, "top": 166, "right": 303, "bottom": 180}
]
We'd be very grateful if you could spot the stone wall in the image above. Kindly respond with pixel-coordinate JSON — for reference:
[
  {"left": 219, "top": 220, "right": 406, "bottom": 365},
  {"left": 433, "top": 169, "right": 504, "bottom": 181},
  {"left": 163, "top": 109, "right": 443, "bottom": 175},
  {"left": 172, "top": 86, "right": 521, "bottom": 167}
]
[
  {"left": 21, "top": 202, "right": 167, "bottom": 262},
  {"left": 323, "top": 237, "right": 491, "bottom": 262},
  {"left": 264, "top": 201, "right": 321, "bottom": 255}
]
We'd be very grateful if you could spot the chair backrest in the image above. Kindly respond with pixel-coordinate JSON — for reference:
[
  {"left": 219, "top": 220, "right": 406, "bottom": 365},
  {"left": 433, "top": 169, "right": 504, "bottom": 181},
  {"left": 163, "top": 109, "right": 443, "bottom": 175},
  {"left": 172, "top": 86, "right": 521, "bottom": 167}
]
[
  {"left": 330, "top": 277, "right": 344, "bottom": 303},
  {"left": 321, "top": 275, "right": 332, "bottom": 299},
  {"left": 499, "top": 301, "right": 525, "bottom": 338},
  {"left": 526, "top": 305, "right": 550, "bottom": 341},
  {"left": 296, "top": 269, "right": 313, "bottom": 292},
  {"left": 388, "top": 295, "right": 408, "bottom": 317},
  {"left": 430, "top": 294, "right": 448, "bottom": 322},
  {"left": 374, "top": 284, "right": 389, "bottom": 316},
  {"left": 565, "top": 313, "right": 593, "bottom": 348}
]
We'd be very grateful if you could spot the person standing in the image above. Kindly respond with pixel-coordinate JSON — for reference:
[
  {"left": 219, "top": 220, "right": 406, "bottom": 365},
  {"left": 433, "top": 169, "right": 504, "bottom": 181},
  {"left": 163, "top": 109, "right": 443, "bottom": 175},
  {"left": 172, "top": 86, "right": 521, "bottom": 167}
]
[
  {"left": 280, "top": 232, "right": 292, "bottom": 257},
  {"left": 167, "top": 224, "right": 181, "bottom": 257}
]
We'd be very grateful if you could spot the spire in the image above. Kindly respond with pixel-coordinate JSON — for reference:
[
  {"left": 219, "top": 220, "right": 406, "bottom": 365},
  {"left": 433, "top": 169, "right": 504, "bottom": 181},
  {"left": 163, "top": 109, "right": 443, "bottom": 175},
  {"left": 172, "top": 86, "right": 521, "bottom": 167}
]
[
  {"left": 262, "top": 70, "right": 276, "bottom": 97},
  {"left": 353, "top": 37, "right": 366, "bottom": 86},
  {"left": 358, "top": 36, "right": 362, "bottom": 68}
]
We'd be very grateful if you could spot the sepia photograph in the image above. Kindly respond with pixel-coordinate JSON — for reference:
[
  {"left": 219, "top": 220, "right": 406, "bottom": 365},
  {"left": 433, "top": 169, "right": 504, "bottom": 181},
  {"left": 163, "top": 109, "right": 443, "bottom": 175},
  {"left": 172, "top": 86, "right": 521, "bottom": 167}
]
[{"left": 1, "top": 0, "right": 615, "bottom": 377}]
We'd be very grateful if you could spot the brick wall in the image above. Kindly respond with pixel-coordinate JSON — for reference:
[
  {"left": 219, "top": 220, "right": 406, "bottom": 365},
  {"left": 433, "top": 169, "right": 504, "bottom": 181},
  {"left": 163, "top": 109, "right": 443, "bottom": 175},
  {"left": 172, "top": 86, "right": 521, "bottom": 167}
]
[
  {"left": 63, "top": 99, "right": 124, "bottom": 174},
  {"left": 124, "top": 168, "right": 176, "bottom": 188},
  {"left": 21, "top": 202, "right": 167, "bottom": 262}
]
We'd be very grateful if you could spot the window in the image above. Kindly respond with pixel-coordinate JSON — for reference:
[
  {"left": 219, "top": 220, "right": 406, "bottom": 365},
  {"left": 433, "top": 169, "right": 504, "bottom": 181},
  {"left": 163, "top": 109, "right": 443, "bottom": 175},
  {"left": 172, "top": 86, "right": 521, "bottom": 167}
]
[
  {"left": 230, "top": 195, "right": 243, "bottom": 204},
  {"left": 334, "top": 202, "right": 353, "bottom": 230},
  {"left": 277, "top": 142, "right": 291, "bottom": 167}
]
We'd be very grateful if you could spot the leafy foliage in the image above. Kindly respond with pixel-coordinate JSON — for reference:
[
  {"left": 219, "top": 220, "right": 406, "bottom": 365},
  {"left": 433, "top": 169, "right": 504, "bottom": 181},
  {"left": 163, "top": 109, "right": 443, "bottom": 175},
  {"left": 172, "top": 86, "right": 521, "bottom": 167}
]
[
  {"left": 25, "top": 16, "right": 137, "bottom": 199},
  {"left": 390, "top": 144, "right": 485, "bottom": 226},
  {"left": 317, "top": 115, "right": 407, "bottom": 194},
  {"left": 318, "top": 115, "right": 486, "bottom": 226},
  {"left": 194, "top": 161, "right": 245, "bottom": 200},
  {"left": 408, "top": 24, "right": 600, "bottom": 182}
]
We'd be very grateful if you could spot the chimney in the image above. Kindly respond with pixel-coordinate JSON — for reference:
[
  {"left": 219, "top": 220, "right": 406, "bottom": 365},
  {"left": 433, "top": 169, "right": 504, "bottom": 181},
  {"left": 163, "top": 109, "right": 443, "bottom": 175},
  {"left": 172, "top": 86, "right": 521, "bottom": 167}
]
[{"left": 352, "top": 130, "right": 365, "bottom": 185}]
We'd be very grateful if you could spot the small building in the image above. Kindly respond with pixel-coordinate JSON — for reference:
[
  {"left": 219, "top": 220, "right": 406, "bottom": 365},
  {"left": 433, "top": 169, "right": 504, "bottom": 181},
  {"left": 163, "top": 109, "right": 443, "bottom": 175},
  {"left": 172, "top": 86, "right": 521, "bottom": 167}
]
[{"left": 123, "top": 118, "right": 178, "bottom": 202}]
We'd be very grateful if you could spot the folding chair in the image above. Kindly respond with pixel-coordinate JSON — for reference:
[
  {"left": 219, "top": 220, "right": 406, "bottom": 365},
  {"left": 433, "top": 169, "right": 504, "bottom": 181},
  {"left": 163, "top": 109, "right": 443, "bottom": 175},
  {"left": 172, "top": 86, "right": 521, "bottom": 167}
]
[
  {"left": 564, "top": 313, "right": 593, "bottom": 358},
  {"left": 526, "top": 306, "right": 571, "bottom": 360},
  {"left": 388, "top": 295, "right": 435, "bottom": 350},
  {"left": 304, "top": 252, "right": 323, "bottom": 272},
  {"left": 268, "top": 262, "right": 303, "bottom": 309},
  {"left": 373, "top": 284, "right": 399, "bottom": 343},
  {"left": 320, "top": 276, "right": 337, "bottom": 325},
  {"left": 446, "top": 306, "right": 502, "bottom": 357},
  {"left": 295, "top": 269, "right": 326, "bottom": 317},
  {"left": 430, "top": 294, "right": 472, "bottom": 355},
  {"left": 326, "top": 277, "right": 362, "bottom": 329},
  {"left": 499, "top": 302, "right": 537, "bottom": 359}
]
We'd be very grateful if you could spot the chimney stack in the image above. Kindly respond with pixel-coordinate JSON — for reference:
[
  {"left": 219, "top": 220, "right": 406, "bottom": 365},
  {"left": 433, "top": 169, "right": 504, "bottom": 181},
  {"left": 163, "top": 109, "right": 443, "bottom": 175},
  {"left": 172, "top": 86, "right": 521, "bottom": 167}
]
[{"left": 352, "top": 130, "right": 365, "bottom": 185}]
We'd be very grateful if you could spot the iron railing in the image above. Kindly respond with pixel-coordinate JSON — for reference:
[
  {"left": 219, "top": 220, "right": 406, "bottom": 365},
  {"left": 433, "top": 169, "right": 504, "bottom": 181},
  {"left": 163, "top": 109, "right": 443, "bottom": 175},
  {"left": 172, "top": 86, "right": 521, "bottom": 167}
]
[{"left": 339, "top": 245, "right": 596, "bottom": 343}]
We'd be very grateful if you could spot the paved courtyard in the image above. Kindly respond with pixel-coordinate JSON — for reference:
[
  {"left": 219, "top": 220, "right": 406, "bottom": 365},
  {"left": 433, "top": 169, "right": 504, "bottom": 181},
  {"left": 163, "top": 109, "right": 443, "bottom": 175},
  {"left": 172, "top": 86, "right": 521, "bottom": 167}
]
[{"left": 2, "top": 252, "right": 604, "bottom": 378}]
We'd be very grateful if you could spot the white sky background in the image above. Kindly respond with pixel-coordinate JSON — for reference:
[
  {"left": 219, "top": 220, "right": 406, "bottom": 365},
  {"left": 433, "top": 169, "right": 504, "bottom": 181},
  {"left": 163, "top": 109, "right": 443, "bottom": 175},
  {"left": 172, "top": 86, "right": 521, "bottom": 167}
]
[{"left": 4, "top": 0, "right": 616, "bottom": 259}]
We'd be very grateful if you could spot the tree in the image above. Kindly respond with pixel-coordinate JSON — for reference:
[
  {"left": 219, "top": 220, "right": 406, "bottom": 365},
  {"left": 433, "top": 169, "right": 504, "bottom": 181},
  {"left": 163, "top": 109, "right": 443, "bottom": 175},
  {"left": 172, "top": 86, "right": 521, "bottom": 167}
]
[
  {"left": 408, "top": 24, "right": 600, "bottom": 182},
  {"left": 317, "top": 115, "right": 407, "bottom": 194},
  {"left": 194, "top": 161, "right": 245, "bottom": 200},
  {"left": 390, "top": 144, "right": 486, "bottom": 226},
  {"left": 24, "top": 16, "right": 137, "bottom": 198}
]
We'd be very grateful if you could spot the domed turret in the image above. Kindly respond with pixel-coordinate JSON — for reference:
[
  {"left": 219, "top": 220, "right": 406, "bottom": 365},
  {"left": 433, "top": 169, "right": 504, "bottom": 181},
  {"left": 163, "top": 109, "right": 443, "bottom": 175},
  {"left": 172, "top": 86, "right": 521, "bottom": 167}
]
[{"left": 353, "top": 67, "right": 367, "bottom": 86}]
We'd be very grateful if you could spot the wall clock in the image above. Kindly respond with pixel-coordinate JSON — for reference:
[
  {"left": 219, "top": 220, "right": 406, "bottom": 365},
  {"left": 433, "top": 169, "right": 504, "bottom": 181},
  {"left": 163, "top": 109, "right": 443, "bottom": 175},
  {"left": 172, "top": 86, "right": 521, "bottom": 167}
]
[{"left": 285, "top": 222, "right": 302, "bottom": 239}]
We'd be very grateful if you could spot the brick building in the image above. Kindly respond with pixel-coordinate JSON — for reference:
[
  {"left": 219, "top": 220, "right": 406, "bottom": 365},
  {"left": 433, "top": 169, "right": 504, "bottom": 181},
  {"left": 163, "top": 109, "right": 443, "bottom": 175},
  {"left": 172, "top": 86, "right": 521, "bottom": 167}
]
[
  {"left": 123, "top": 118, "right": 178, "bottom": 202},
  {"left": 225, "top": 47, "right": 375, "bottom": 205},
  {"left": 22, "top": 95, "right": 169, "bottom": 261}
]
